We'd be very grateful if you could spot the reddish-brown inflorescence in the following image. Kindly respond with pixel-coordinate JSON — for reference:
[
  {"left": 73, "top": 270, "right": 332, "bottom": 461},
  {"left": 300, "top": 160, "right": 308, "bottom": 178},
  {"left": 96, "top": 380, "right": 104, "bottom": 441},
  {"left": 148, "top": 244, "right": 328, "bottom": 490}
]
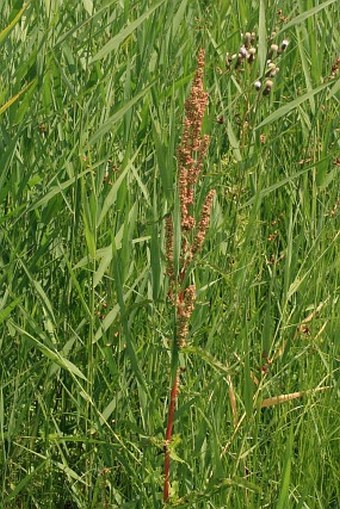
[
  {"left": 192, "top": 188, "right": 216, "bottom": 256},
  {"left": 177, "top": 49, "right": 210, "bottom": 232},
  {"left": 164, "top": 49, "right": 215, "bottom": 503}
]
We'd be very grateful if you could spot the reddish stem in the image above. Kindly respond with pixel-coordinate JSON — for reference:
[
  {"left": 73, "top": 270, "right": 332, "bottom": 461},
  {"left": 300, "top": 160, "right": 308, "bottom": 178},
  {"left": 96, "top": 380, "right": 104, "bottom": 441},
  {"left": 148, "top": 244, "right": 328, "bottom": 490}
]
[{"left": 163, "top": 369, "right": 180, "bottom": 502}]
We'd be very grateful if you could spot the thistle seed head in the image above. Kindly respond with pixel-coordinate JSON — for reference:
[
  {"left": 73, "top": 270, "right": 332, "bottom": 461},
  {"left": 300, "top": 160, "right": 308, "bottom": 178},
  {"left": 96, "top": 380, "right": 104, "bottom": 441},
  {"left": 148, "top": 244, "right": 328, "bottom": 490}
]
[
  {"left": 263, "top": 79, "right": 273, "bottom": 95},
  {"left": 239, "top": 46, "right": 248, "bottom": 58},
  {"left": 254, "top": 80, "right": 262, "bottom": 91}
]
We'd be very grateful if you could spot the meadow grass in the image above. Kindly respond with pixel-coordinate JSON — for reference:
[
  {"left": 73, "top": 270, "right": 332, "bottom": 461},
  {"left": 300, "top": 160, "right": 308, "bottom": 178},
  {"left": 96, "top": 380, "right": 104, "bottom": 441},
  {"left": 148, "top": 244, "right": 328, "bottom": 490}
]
[{"left": 0, "top": 0, "right": 339, "bottom": 507}]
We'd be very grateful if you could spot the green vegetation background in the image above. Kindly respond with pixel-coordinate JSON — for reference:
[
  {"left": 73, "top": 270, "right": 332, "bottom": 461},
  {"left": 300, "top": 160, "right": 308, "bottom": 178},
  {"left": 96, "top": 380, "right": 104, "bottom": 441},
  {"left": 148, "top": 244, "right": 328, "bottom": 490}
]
[{"left": 0, "top": 0, "right": 339, "bottom": 507}]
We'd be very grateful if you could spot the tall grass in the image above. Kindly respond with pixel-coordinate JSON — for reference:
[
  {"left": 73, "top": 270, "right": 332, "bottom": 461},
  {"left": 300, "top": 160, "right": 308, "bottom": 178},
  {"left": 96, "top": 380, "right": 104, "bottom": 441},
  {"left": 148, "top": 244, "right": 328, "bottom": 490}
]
[{"left": 0, "top": 0, "right": 339, "bottom": 507}]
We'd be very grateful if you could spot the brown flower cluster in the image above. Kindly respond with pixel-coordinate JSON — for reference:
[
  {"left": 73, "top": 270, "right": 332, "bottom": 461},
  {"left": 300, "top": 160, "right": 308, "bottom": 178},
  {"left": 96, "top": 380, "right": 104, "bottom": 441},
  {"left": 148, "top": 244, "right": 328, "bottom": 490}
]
[
  {"left": 177, "top": 285, "right": 196, "bottom": 348},
  {"left": 178, "top": 49, "right": 210, "bottom": 231},
  {"left": 166, "top": 49, "right": 215, "bottom": 347},
  {"left": 330, "top": 56, "right": 340, "bottom": 79}
]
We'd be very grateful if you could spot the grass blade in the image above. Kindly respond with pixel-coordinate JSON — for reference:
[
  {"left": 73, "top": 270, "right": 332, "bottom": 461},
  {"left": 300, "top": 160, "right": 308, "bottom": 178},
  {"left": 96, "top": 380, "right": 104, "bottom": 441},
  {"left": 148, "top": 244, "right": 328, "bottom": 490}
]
[
  {"left": 90, "top": 0, "right": 166, "bottom": 63},
  {"left": 277, "top": 0, "right": 337, "bottom": 33},
  {"left": 0, "top": 2, "right": 28, "bottom": 45},
  {"left": 256, "top": 81, "right": 330, "bottom": 128}
]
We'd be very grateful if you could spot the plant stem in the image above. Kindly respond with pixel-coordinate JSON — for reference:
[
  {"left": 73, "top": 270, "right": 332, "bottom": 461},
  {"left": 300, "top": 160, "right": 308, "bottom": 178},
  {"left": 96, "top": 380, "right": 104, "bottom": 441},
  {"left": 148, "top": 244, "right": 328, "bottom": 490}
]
[{"left": 163, "top": 369, "right": 180, "bottom": 502}]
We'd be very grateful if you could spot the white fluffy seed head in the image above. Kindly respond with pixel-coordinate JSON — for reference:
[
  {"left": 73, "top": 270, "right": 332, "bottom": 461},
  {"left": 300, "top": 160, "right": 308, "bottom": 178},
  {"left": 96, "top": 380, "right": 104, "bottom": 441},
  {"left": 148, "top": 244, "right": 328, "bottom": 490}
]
[
  {"left": 254, "top": 80, "right": 262, "bottom": 90},
  {"left": 281, "top": 39, "right": 289, "bottom": 50},
  {"left": 239, "top": 46, "right": 248, "bottom": 58}
]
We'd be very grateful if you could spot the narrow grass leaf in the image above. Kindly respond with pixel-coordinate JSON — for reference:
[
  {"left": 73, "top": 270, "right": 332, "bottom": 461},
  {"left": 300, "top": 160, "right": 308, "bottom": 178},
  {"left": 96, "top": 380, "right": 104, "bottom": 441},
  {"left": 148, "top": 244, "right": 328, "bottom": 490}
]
[
  {"left": 184, "top": 346, "right": 232, "bottom": 375},
  {"left": 27, "top": 170, "right": 91, "bottom": 212},
  {"left": 0, "top": 2, "right": 28, "bottom": 45},
  {"left": 172, "top": 0, "right": 189, "bottom": 36},
  {"left": 55, "top": 0, "right": 117, "bottom": 47},
  {"left": 13, "top": 324, "right": 87, "bottom": 381},
  {"left": 94, "top": 267, "right": 147, "bottom": 342},
  {"left": 90, "top": 0, "right": 166, "bottom": 63},
  {"left": 0, "top": 80, "right": 36, "bottom": 116},
  {"left": 257, "top": 81, "right": 330, "bottom": 128},
  {"left": 244, "top": 353, "right": 254, "bottom": 417},
  {"left": 0, "top": 298, "right": 21, "bottom": 325},
  {"left": 89, "top": 86, "right": 152, "bottom": 143},
  {"left": 241, "top": 162, "right": 321, "bottom": 208},
  {"left": 151, "top": 187, "right": 162, "bottom": 300},
  {"left": 111, "top": 239, "right": 147, "bottom": 391},
  {"left": 6, "top": 460, "right": 47, "bottom": 502},
  {"left": 276, "top": 427, "right": 294, "bottom": 509},
  {"left": 328, "top": 77, "right": 340, "bottom": 99},
  {"left": 97, "top": 147, "right": 141, "bottom": 226},
  {"left": 227, "top": 120, "right": 242, "bottom": 162},
  {"left": 258, "top": 0, "right": 266, "bottom": 72},
  {"left": 277, "top": 0, "right": 337, "bottom": 33},
  {"left": 296, "top": 27, "right": 315, "bottom": 114}
]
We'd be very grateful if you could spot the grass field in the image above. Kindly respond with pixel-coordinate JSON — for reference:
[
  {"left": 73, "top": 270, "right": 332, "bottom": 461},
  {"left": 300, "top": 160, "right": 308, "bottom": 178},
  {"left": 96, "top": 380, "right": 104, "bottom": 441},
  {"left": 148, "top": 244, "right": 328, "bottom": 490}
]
[{"left": 1, "top": 0, "right": 339, "bottom": 507}]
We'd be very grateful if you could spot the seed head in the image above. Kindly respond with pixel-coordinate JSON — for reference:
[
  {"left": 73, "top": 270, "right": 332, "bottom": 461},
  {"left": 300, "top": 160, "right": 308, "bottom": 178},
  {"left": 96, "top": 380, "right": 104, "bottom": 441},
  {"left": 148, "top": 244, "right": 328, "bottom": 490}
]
[
  {"left": 266, "top": 62, "right": 279, "bottom": 77},
  {"left": 239, "top": 46, "right": 248, "bottom": 58},
  {"left": 225, "top": 52, "right": 232, "bottom": 69},
  {"left": 281, "top": 39, "right": 289, "bottom": 50},
  {"left": 270, "top": 44, "right": 279, "bottom": 55},
  {"left": 243, "top": 32, "right": 251, "bottom": 47},
  {"left": 248, "top": 47, "right": 256, "bottom": 63},
  {"left": 263, "top": 79, "right": 273, "bottom": 95},
  {"left": 254, "top": 80, "right": 262, "bottom": 91}
]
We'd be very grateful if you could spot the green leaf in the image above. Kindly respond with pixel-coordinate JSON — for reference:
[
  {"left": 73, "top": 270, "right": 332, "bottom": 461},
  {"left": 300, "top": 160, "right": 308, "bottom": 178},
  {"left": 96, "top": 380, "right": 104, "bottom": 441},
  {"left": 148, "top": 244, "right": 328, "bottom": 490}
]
[
  {"left": 256, "top": 81, "right": 330, "bottom": 128},
  {"left": 276, "top": 427, "right": 294, "bottom": 509},
  {"left": 227, "top": 120, "right": 242, "bottom": 162},
  {"left": 13, "top": 324, "right": 88, "bottom": 381},
  {"left": 0, "top": 2, "right": 28, "bottom": 45},
  {"left": 97, "top": 147, "right": 141, "bottom": 226},
  {"left": 258, "top": 0, "right": 266, "bottom": 72},
  {"left": 0, "top": 80, "right": 36, "bottom": 116},
  {"left": 90, "top": 0, "right": 166, "bottom": 63},
  {"left": 6, "top": 461, "right": 48, "bottom": 502},
  {"left": 89, "top": 86, "right": 153, "bottom": 144},
  {"left": 241, "top": 160, "right": 328, "bottom": 208},
  {"left": 0, "top": 298, "right": 21, "bottom": 325},
  {"left": 172, "top": 0, "right": 189, "bottom": 36},
  {"left": 277, "top": 0, "right": 337, "bottom": 33},
  {"left": 27, "top": 169, "right": 90, "bottom": 212}
]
